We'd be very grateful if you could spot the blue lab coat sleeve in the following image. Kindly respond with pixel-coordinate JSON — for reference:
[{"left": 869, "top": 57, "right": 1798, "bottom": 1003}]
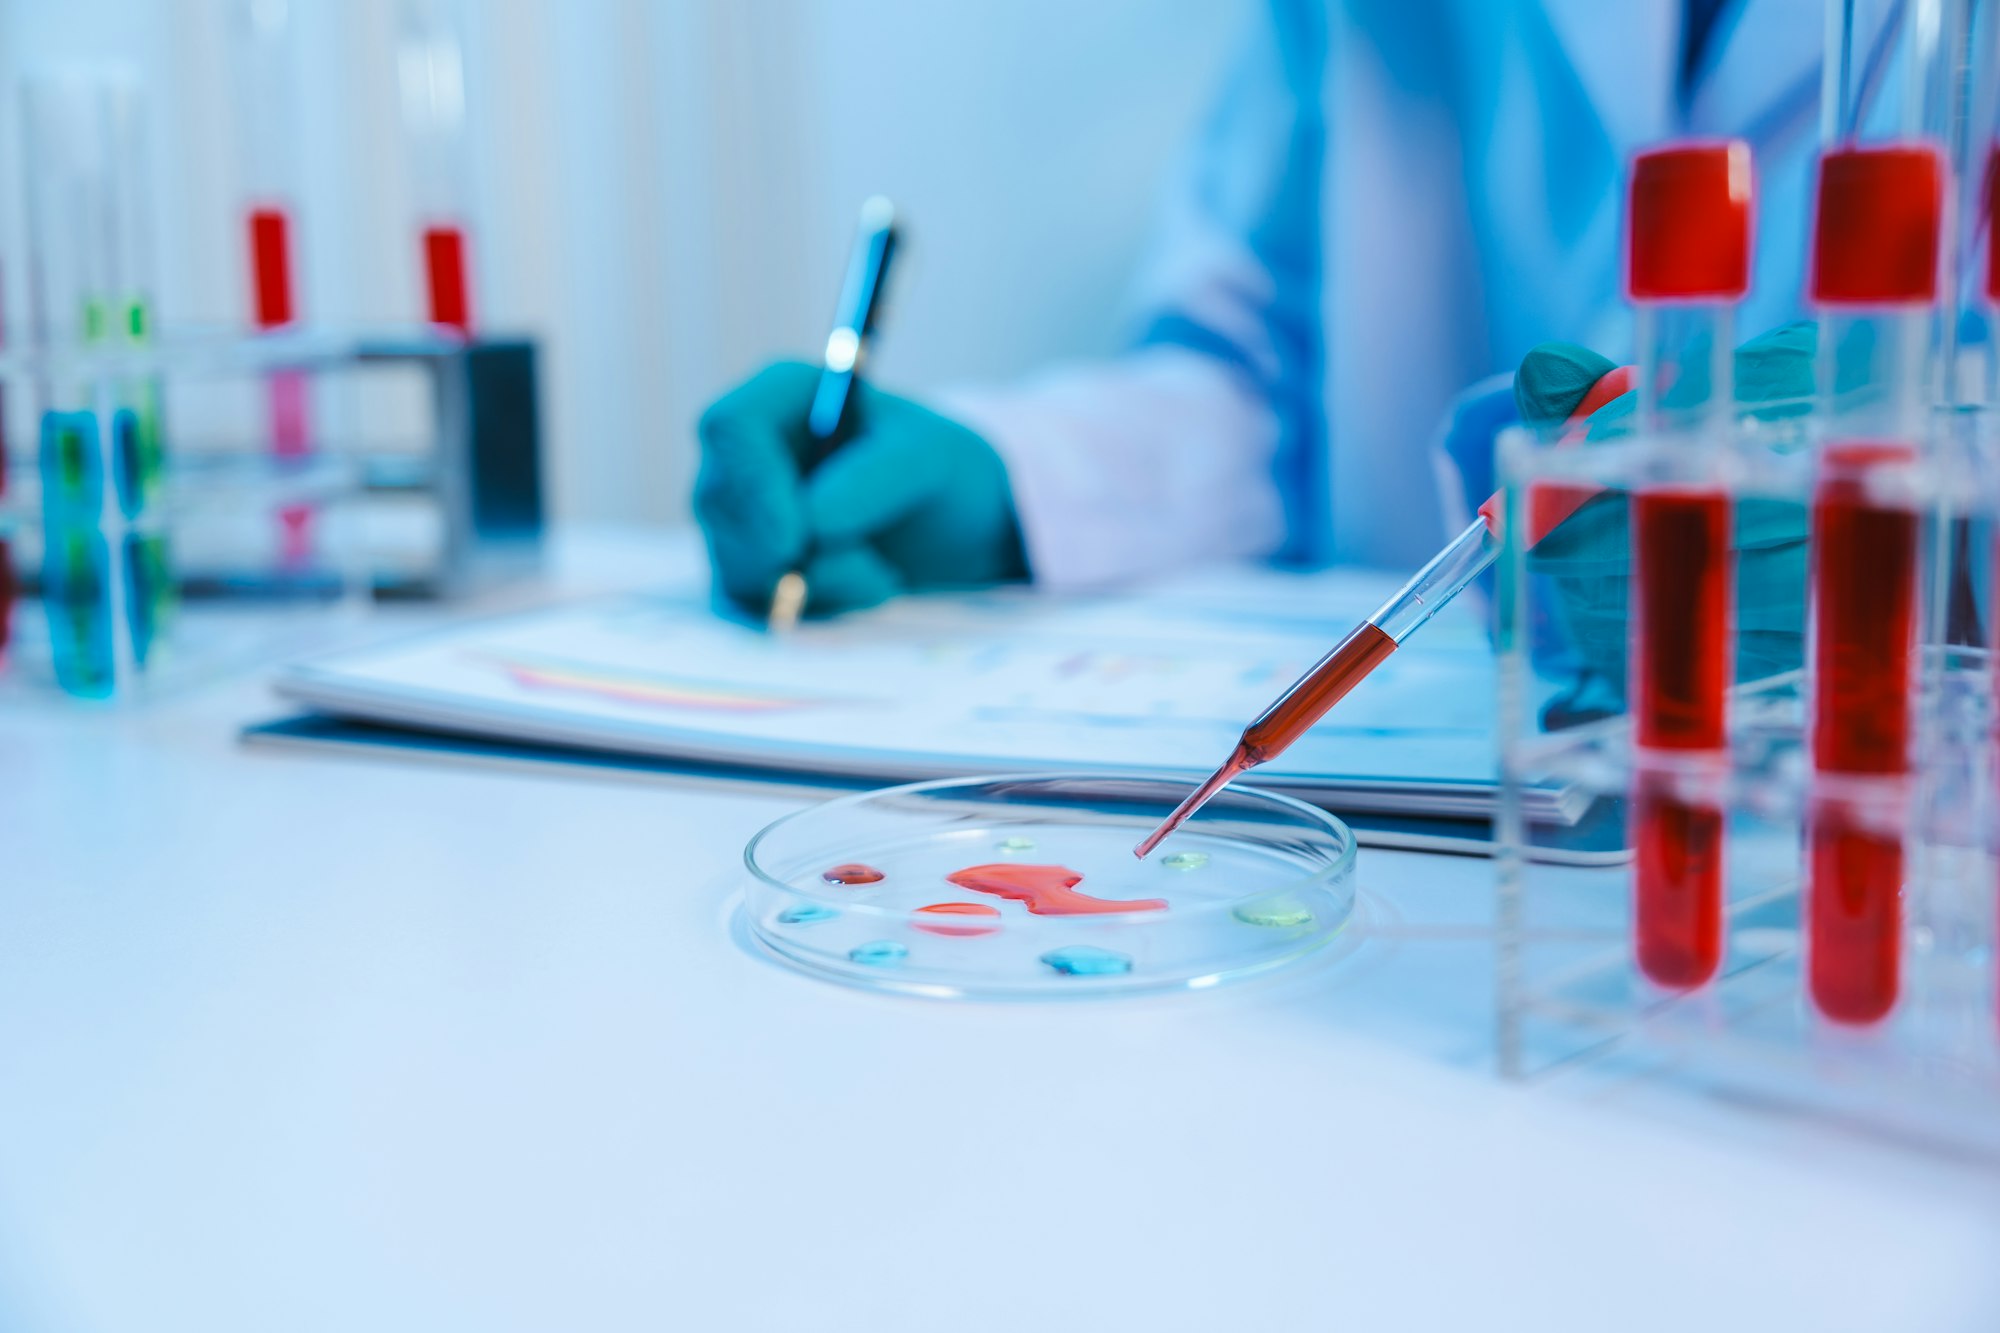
[{"left": 939, "top": 0, "right": 1322, "bottom": 587}]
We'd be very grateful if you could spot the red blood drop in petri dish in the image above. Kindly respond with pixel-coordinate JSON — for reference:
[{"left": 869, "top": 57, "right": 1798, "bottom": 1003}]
[
  {"left": 912, "top": 902, "right": 1002, "bottom": 937},
  {"left": 822, "top": 863, "right": 885, "bottom": 886},
  {"left": 944, "top": 864, "right": 1165, "bottom": 916}
]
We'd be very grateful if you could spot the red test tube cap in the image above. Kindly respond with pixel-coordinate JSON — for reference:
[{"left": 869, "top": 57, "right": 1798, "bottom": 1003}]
[
  {"left": 1810, "top": 145, "right": 1945, "bottom": 306},
  {"left": 1626, "top": 142, "right": 1753, "bottom": 301}
]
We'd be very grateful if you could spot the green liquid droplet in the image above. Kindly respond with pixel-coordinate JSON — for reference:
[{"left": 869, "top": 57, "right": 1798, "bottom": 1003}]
[
  {"left": 996, "top": 835, "right": 1036, "bottom": 853},
  {"left": 1233, "top": 896, "right": 1314, "bottom": 929},
  {"left": 1162, "top": 851, "right": 1210, "bottom": 871}
]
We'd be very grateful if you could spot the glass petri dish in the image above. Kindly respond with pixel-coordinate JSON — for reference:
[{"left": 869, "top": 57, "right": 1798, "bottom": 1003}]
[{"left": 743, "top": 773, "right": 1357, "bottom": 999}]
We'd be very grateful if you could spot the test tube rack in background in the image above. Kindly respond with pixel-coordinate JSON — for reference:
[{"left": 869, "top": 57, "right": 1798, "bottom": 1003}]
[
  {"left": 1, "top": 19, "right": 545, "bottom": 702},
  {"left": 0, "top": 326, "right": 544, "bottom": 701},
  {"left": 1493, "top": 143, "right": 2000, "bottom": 1152}
]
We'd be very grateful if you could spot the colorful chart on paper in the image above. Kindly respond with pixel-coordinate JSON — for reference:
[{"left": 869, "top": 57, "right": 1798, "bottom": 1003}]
[{"left": 277, "top": 565, "right": 1556, "bottom": 817}]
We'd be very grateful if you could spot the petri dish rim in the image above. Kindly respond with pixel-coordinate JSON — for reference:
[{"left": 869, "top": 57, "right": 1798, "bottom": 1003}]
[{"left": 742, "top": 771, "right": 1358, "bottom": 932}]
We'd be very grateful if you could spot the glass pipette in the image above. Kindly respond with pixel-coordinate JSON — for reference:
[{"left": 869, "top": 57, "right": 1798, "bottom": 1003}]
[
  {"left": 1132, "top": 514, "right": 1498, "bottom": 858},
  {"left": 1132, "top": 365, "right": 1634, "bottom": 859}
]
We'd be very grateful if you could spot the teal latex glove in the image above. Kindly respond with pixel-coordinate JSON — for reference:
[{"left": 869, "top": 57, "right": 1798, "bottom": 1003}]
[
  {"left": 694, "top": 360, "right": 1027, "bottom": 617},
  {"left": 1515, "top": 321, "right": 1816, "bottom": 726}
]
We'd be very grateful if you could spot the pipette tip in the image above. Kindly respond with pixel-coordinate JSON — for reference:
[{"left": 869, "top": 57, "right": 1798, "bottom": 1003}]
[{"left": 1133, "top": 751, "right": 1250, "bottom": 859}]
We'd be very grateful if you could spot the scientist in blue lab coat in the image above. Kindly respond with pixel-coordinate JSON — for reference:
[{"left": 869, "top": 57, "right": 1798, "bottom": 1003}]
[{"left": 694, "top": 0, "right": 1838, "bottom": 699}]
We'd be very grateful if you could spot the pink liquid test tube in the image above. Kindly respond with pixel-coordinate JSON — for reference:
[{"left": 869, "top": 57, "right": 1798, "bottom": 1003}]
[
  {"left": 1803, "top": 144, "right": 1944, "bottom": 1026},
  {"left": 247, "top": 202, "right": 308, "bottom": 452},
  {"left": 249, "top": 204, "right": 312, "bottom": 566},
  {"left": 234, "top": 0, "right": 313, "bottom": 564},
  {"left": 1623, "top": 143, "right": 1754, "bottom": 989},
  {"left": 399, "top": 0, "right": 476, "bottom": 335}
]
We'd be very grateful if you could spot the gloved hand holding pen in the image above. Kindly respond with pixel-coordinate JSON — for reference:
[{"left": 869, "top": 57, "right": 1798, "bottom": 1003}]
[{"left": 694, "top": 361, "right": 1027, "bottom": 619}]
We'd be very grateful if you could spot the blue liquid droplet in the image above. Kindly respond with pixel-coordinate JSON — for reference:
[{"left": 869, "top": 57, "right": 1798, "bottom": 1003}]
[
  {"left": 778, "top": 904, "right": 838, "bottom": 926},
  {"left": 849, "top": 940, "right": 908, "bottom": 967},
  {"left": 1161, "top": 850, "right": 1210, "bottom": 871},
  {"left": 1039, "top": 945, "right": 1133, "bottom": 977}
]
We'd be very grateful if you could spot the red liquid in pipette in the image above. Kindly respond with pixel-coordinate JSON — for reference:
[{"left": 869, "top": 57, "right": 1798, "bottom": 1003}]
[
  {"left": 1807, "top": 443, "right": 1916, "bottom": 1024},
  {"left": 1239, "top": 621, "right": 1398, "bottom": 762},
  {"left": 1134, "top": 622, "right": 1395, "bottom": 857},
  {"left": 1630, "top": 488, "right": 1731, "bottom": 987},
  {"left": 1138, "top": 361, "right": 1626, "bottom": 860},
  {"left": 423, "top": 224, "right": 472, "bottom": 333}
]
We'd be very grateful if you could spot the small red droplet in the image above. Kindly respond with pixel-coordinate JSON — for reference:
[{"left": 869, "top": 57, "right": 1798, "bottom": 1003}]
[
  {"left": 822, "top": 863, "right": 885, "bottom": 886},
  {"left": 912, "top": 902, "right": 1002, "bottom": 937}
]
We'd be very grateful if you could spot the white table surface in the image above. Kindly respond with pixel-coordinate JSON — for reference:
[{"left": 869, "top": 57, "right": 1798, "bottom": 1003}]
[{"left": 3, "top": 531, "right": 1997, "bottom": 1333}]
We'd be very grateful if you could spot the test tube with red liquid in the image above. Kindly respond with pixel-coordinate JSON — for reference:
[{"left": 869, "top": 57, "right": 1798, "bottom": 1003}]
[
  {"left": 1989, "top": 143, "right": 1998, "bottom": 327},
  {"left": 1623, "top": 142, "right": 1753, "bottom": 990},
  {"left": 232, "top": 0, "right": 314, "bottom": 564},
  {"left": 1988, "top": 140, "right": 2000, "bottom": 1031},
  {"left": 1804, "top": 144, "right": 1945, "bottom": 1025},
  {"left": 399, "top": 0, "right": 476, "bottom": 335},
  {"left": 0, "top": 264, "right": 13, "bottom": 661}
]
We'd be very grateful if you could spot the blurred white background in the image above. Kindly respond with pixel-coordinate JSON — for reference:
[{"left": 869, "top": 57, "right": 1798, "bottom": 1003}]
[{"left": 0, "top": 0, "right": 1251, "bottom": 529}]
